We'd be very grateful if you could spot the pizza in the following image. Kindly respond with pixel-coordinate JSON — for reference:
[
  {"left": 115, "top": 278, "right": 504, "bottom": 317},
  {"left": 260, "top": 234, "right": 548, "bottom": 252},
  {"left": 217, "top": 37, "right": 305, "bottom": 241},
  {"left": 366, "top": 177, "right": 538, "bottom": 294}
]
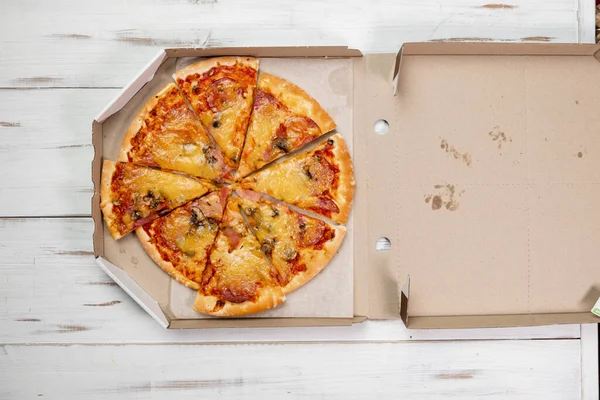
[
  {"left": 119, "top": 83, "right": 230, "bottom": 182},
  {"left": 100, "top": 161, "right": 216, "bottom": 239},
  {"left": 100, "top": 56, "right": 355, "bottom": 317},
  {"left": 173, "top": 56, "right": 259, "bottom": 168},
  {"left": 194, "top": 197, "right": 285, "bottom": 316},
  {"left": 240, "top": 133, "right": 355, "bottom": 224},
  {"left": 136, "top": 188, "right": 229, "bottom": 290},
  {"left": 237, "top": 189, "right": 346, "bottom": 294},
  {"left": 237, "top": 73, "right": 336, "bottom": 177}
]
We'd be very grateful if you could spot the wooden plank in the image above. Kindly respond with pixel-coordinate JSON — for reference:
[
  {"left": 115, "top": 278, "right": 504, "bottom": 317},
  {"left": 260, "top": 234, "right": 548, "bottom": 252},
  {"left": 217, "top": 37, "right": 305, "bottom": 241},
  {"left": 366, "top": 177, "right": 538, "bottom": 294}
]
[
  {"left": 0, "top": 89, "right": 118, "bottom": 217},
  {"left": 577, "top": 0, "right": 598, "bottom": 43},
  {"left": 0, "top": 0, "right": 580, "bottom": 88},
  {"left": 0, "top": 340, "right": 581, "bottom": 399},
  {"left": 581, "top": 324, "right": 599, "bottom": 399},
  {"left": 0, "top": 217, "right": 581, "bottom": 343}
]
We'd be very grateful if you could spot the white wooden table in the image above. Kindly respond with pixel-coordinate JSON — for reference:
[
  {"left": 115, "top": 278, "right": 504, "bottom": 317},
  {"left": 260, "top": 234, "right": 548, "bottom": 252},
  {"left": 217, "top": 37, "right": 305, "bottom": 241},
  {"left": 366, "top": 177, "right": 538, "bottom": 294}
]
[{"left": 1, "top": 0, "right": 599, "bottom": 398}]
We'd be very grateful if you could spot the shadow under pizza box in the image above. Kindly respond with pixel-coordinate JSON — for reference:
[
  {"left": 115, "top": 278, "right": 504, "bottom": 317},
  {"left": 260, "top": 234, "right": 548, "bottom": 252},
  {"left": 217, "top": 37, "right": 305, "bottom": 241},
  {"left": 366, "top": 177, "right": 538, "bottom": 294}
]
[{"left": 92, "top": 44, "right": 600, "bottom": 329}]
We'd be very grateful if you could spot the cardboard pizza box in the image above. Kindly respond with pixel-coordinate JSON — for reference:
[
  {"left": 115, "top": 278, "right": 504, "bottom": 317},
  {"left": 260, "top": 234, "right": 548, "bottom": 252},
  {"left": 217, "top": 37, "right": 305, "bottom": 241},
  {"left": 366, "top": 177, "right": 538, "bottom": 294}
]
[{"left": 92, "top": 43, "right": 600, "bottom": 329}]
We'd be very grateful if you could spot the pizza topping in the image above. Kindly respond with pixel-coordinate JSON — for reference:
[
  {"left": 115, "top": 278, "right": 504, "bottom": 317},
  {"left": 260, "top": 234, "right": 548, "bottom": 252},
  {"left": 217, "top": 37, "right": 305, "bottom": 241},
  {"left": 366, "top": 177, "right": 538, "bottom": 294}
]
[
  {"left": 303, "top": 156, "right": 335, "bottom": 190},
  {"left": 253, "top": 89, "right": 283, "bottom": 110},
  {"left": 283, "top": 247, "right": 298, "bottom": 262},
  {"left": 222, "top": 226, "right": 242, "bottom": 252},
  {"left": 220, "top": 286, "right": 255, "bottom": 304},
  {"left": 281, "top": 116, "right": 320, "bottom": 146},
  {"left": 175, "top": 59, "right": 258, "bottom": 167},
  {"left": 122, "top": 84, "right": 229, "bottom": 181},
  {"left": 307, "top": 198, "right": 340, "bottom": 219},
  {"left": 272, "top": 136, "right": 290, "bottom": 153},
  {"left": 206, "top": 78, "right": 240, "bottom": 113},
  {"left": 298, "top": 217, "right": 333, "bottom": 248},
  {"left": 261, "top": 238, "right": 276, "bottom": 256},
  {"left": 136, "top": 191, "right": 228, "bottom": 289}
]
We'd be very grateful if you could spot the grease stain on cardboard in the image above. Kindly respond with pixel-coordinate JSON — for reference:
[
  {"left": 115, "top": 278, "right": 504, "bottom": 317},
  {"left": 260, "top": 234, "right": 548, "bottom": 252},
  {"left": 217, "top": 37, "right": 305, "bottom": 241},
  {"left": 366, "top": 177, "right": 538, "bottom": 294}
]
[
  {"left": 488, "top": 126, "right": 512, "bottom": 149},
  {"left": 424, "top": 184, "right": 464, "bottom": 211},
  {"left": 440, "top": 139, "right": 472, "bottom": 166},
  {"left": 328, "top": 65, "right": 353, "bottom": 106}
]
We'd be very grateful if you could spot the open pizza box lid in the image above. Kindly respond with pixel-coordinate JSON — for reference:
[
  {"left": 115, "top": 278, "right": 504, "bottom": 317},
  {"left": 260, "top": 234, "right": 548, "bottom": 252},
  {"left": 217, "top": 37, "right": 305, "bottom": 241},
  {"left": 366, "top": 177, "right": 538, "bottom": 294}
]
[{"left": 91, "top": 43, "right": 600, "bottom": 329}]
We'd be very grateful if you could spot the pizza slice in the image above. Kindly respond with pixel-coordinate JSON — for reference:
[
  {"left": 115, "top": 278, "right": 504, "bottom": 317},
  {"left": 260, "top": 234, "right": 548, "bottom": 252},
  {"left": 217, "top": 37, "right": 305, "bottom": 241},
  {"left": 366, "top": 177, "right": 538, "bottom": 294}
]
[
  {"left": 240, "top": 134, "right": 354, "bottom": 224},
  {"left": 173, "top": 56, "right": 259, "bottom": 168},
  {"left": 100, "top": 161, "right": 217, "bottom": 240},
  {"left": 237, "top": 73, "right": 336, "bottom": 178},
  {"left": 119, "top": 83, "right": 230, "bottom": 182},
  {"left": 194, "top": 197, "right": 285, "bottom": 316},
  {"left": 237, "top": 189, "right": 346, "bottom": 294},
  {"left": 136, "top": 188, "right": 230, "bottom": 290}
]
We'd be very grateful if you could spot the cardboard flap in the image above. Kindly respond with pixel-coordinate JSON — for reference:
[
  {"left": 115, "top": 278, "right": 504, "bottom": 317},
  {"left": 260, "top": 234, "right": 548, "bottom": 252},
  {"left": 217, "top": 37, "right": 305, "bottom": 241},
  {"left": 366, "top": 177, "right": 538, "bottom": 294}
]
[
  {"left": 165, "top": 46, "right": 363, "bottom": 58},
  {"left": 389, "top": 45, "right": 600, "bottom": 327},
  {"left": 96, "top": 257, "right": 170, "bottom": 328},
  {"left": 394, "top": 43, "right": 600, "bottom": 93},
  {"left": 96, "top": 50, "right": 167, "bottom": 122}
]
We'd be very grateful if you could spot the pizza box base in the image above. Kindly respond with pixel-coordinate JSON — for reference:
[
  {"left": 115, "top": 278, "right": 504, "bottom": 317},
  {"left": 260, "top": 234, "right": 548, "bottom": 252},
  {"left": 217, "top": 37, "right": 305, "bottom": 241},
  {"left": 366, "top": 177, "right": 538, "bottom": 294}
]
[{"left": 92, "top": 44, "right": 600, "bottom": 329}]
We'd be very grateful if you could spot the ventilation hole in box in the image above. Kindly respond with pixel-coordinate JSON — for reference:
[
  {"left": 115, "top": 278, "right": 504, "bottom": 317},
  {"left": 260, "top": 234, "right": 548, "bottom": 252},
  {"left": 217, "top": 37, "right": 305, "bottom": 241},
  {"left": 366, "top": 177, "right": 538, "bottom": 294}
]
[
  {"left": 374, "top": 119, "right": 389, "bottom": 135},
  {"left": 375, "top": 237, "right": 391, "bottom": 252}
]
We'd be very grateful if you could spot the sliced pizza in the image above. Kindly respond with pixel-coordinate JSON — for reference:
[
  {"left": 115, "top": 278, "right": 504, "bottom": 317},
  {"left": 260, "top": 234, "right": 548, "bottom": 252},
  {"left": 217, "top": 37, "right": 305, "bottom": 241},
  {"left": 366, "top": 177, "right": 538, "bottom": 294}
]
[
  {"left": 237, "top": 189, "right": 346, "bottom": 294},
  {"left": 119, "top": 83, "right": 229, "bottom": 181},
  {"left": 173, "top": 56, "right": 259, "bottom": 168},
  {"left": 240, "top": 134, "right": 354, "bottom": 224},
  {"left": 237, "top": 73, "right": 336, "bottom": 177},
  {"left": 136, "top": 188, "right": 230, "bottom": 290},
  {"left": 100, "top": 161, "right": 217, "bottom": 240},
  {"left": 194, "top": 197, "right": 285, "bottom": 316}
]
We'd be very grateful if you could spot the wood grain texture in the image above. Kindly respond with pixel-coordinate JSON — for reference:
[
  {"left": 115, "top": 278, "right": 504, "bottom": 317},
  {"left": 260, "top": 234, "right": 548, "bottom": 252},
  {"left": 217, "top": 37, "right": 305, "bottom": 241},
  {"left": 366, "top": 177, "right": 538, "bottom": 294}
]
[
  {"left": 581, "top": 324, "right": 599, "bottom": 399},
  {"left": 0, "top": 217, "right": 581, "bottom": 344},
  {"left": 0, "top": 0, "right": 581, "bottom": 88},
  {"left": 0, "top": 340, "right": 581, "bottom": 399},
  {"left": 0, "top": 89, "right": 118, "bottom": 217}
]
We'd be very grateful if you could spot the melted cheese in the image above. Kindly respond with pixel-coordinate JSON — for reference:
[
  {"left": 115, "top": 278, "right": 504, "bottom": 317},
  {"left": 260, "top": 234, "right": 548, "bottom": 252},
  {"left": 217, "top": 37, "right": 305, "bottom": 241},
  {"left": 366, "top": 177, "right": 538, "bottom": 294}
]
[
  {"left": 203, "top": 198, "right": 275, "bottom": 302},
  {"left": 111, "top": 163, "right": 214, "bottom": 235},
  {"left": 121, "top": 166, "right": 213, "bottom": 203},
  {"left": 177, "top": 65, "right": 257, "bottom": 166},
  {"left": 239, "top": 88, "right": 322, "bottom": 175},
  {"left": 239, "top": 195, "right": 332, "bottom": 286},
  {"left": 127, "top": 86, "right": 227, "bottom": 181},
  {"left": 199, "top": 95, "right": 251, "bottom": 164},
  {"left": 146, "top": 193, "right": 223, "bottom": 283}
]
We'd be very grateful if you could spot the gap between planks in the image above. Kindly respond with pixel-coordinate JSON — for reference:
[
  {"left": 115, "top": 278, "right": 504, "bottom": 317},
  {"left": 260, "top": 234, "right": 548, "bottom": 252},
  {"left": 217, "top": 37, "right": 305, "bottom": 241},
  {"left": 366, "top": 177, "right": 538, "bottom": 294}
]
[{"left": 0, "top": 337, "right": 583, "bottom": 347}]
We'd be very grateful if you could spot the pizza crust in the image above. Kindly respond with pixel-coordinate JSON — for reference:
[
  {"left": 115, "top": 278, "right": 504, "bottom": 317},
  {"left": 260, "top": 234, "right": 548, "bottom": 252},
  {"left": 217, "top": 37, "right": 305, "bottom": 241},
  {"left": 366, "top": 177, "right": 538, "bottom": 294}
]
[
  {"left": 173, "top": 56, "right": 259, "bottom": 82},
  {"left": 99, "top": 160, "right": 124, "bottom": 240},
  {"left": 118, "top": 83, "right": 178, "bottom": 163},
  {"left": 135, "top": 227, "right": 202, "bottom": 291},
  {"left": 259, "top": 73, "right": 336, "bottom": 133},
  {"left": 283, "top": 224, "right": 347, "bottom": 295},
  {"left": 194, "top": 286, "right": 285, "bottom": 316},
  {"left": 330, "top": 134, "right": 355, "bottom": 225}
]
